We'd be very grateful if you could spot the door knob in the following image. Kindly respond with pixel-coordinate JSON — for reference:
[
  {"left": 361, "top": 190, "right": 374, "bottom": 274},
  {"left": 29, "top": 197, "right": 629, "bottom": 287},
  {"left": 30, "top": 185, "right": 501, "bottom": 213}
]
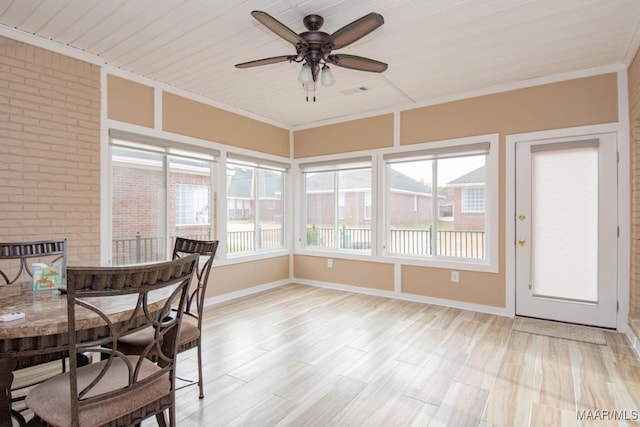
[
  {"left": 518, "top": 239, "right": 526, "bottom": 246},
  {"left": 518, "top": 215, "right": 526, "bottom": 221}
]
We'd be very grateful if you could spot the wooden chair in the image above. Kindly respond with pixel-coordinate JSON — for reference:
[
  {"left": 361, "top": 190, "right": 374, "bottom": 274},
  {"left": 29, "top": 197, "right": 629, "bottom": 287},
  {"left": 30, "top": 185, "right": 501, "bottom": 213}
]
[
  {"left": 25, "top": 254, "right": 198, "bottom": 427},
  {"left": 118, "top": 238, "right": 219, "bottom": 399},
  {"left": 0, "top": 239, "right": 66, "bottom": 285}
]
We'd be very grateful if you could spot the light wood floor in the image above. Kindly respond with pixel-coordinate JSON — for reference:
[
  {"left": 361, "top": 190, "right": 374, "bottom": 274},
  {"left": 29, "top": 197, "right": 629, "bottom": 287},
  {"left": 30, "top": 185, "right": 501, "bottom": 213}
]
[
  {"left": 148, "top": 284, "right": 640, "bottom": 427},
  {"left": 14, "top": 283, "right": 640, "bottom": 426}
]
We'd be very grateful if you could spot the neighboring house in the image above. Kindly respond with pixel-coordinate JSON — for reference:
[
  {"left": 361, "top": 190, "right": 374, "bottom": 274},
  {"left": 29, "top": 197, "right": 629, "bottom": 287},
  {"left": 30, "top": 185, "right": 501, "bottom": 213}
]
[
  {"left": 445, "top": 166, "right": 485, "bottom": 230},
  {"left": 305, "top": 169, "right": 435, "bottom": 226},
  {"left": 227, "top": 165, "right": 283, "bottom": 222},
  {"left": 112, "top": 153, "right": 211, "bottom": 241}
]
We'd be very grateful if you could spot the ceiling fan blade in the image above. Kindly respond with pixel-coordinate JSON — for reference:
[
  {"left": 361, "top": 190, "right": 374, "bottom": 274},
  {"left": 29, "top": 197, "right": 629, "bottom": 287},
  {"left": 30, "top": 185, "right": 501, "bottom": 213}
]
[
  {"left": 235, "top": 55, "right": 295, "bottom": 69},
  {"left": 328, "top": 54, "right": 388, "bottom": 73},
  {"left": 251, "top": 10, "right": 307, "bottom": 47},
  {"left": 323, "top": 12, "right": 384, "bottom": 50}
]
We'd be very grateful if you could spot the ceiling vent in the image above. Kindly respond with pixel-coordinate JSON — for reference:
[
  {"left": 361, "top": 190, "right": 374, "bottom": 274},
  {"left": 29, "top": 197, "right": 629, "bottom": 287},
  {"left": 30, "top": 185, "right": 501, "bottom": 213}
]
[{"left": 339, "top": 86, "right": 370, "bottom": 95}]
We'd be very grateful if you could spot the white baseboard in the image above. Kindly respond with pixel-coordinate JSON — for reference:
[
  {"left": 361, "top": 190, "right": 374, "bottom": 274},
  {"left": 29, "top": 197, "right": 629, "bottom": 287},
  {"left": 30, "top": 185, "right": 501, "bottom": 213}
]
[
  {"left": 625, "top": 325, "right": 640, "bottom": 359},
  {"left": 294, "top": 278, "right": 512, "bottom": 318},
  {"left": 202, "top": 279, "right": 289, "bottom": 307}
]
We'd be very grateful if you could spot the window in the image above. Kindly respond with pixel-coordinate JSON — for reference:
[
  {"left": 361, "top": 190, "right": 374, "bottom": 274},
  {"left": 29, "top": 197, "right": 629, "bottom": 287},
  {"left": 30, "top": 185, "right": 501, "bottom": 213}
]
[
  {"left": 110, "top": 133, "right": 217, "bottom": 265},
  {"left": 226, "top": 156, "right": 287, "bottom": 255},
  {"left": 384, "top": 141, "right": 492, "bottom": 262},
  {"left": 175, "top": 184, "right": 210, "bottom": 225},
  {"left": 301, "top": 158, "right": 372, "bottom": 252},
  {"left": 462, "top": 188, "right": 485, "bottom": 212},
  {"left": 364, "top": 191, "right": 372, "bottom": 220}
]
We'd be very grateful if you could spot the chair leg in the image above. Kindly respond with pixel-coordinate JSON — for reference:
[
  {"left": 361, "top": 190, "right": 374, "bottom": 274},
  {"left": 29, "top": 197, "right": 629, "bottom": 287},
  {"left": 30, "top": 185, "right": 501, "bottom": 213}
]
[
  {"left": 155, "top": 408, "right": 170, "bottom": 427},
  {"left": 197, "top": 340, "right": 204, "bottom": 399},
  {"left": 1, "top": 357, "right": 24, "bottom": 427},
  {"left": 170, "top": 404, "right": 176, "bottom": 427}
]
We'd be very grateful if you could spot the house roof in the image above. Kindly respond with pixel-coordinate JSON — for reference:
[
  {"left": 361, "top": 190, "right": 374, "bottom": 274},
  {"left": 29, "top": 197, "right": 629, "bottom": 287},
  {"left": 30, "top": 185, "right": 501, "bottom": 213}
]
[
  {"left": 227, "top": 166, "right": 282, "bottom": 199},
  {"left": 446, "top": 166, "right": 485, "bottom": 186},
  {"left": 305, "top": 168, "right": 430, "bottom": 194}
]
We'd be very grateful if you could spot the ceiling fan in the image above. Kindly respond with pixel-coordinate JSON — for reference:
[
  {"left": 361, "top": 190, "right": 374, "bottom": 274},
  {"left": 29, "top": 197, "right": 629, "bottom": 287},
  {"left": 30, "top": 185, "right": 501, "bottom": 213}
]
[{"left": 235, "top": 10, "right": 388, "bottom": 101}]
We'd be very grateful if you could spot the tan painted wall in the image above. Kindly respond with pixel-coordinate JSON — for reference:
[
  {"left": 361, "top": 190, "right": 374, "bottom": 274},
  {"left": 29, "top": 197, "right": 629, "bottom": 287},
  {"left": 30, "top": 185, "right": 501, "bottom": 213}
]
[
  {"left": 401, "top": 74, "right": 618, "bottom": 144},
  {"left": 402, "top": 265, "right": 504, "bottom": 307},
  {"left": 206, "top": 256, "right": 290, "bottom": 297},
  {"left": 294, "top": 114, "right": 394, "bottom": 158},
  {"left": 628, "top": 51, "right": 640, "bottom": 324},
  {"left": 162, "top": 92, "right": 289, "bottom": 157},
  {"left": 106, "top": 78, "right": 290, "bottom": 157},
  {"left": 294, "top": 255, "right": 394, "bottom": 291},
  {"left": 293, "top": 74, "right": 618, "bottom": 308},
  {"left": 0, "top": 36, "right": 101, "bottom": 267},
  {"left": 106, "top": 75, "right": 154, "bottom": 128}
]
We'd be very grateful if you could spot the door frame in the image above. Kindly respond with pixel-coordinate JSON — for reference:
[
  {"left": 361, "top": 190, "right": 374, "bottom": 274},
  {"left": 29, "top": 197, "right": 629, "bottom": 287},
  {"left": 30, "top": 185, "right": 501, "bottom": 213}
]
[{"left": 505, "top": 122, "right": 629, "bottom": 331}]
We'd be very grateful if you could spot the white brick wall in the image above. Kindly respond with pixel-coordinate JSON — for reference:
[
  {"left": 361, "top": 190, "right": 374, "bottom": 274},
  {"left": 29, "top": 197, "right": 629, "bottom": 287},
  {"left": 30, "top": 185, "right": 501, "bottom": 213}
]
[{"left": 0, "top": 36, "right": 100, "bottom": 265}]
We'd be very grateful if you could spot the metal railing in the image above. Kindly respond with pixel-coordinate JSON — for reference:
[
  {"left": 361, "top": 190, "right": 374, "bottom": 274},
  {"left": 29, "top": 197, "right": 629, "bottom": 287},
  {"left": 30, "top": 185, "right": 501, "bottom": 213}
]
[
  {"left": 112, "top": 232, "right": 210, "bottom": 265},
  {"left": 306, "top": 225, "right": 485, "bottom": 259},
  {"left": 112, "top": 226, "right": 485, "bottom": 264},
  {"left": 226, "top": 227, "right": 283, "bottom": 253},
  {"left": 113, "top": 229, "right": 284, "bottom": 263}
]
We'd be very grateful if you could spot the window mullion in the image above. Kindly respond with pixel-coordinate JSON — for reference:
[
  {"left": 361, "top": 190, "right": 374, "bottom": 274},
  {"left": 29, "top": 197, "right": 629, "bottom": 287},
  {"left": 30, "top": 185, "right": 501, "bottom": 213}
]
[
  {"left": 431, "top": 160, "right": 438, "bottom": 257},
  {"left": 334, "top": 172, "right": 339, "bottom": 250},
  {"left": 163, "top": 155, "right": 169, "bottom": 260},
  {"left": 254, "top": 170, "right": 260, "bottom": 250}
]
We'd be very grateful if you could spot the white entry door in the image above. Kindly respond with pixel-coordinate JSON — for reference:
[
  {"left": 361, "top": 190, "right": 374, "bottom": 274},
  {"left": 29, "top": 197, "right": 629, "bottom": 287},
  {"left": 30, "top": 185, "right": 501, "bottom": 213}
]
[{"left": 515, "top": 133, "right": 618, "bottom": 328}]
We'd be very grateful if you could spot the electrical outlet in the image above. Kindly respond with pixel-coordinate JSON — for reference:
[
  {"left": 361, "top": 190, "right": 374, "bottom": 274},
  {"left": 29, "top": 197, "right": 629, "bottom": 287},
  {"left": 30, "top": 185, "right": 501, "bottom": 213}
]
[
  {"left": 327, "top": 259, "right": 333, "bottom": 268},
  {"left": 451, "top": 271, "right": 460, "bottom": 283}
]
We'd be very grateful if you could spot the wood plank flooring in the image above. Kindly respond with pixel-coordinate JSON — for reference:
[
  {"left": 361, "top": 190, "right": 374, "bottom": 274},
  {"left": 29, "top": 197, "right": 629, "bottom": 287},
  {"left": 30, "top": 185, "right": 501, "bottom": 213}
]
[
  {"left": 144, "top": 284, "right": 640, "bottom": 427},
  {"left": 13, "top": 283, "right": 640, "bottom": 426}
]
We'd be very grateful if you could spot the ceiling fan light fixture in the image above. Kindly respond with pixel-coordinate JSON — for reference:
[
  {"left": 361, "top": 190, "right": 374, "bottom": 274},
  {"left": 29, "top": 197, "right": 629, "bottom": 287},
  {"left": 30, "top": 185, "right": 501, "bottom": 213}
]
[
  {"left": 298, "top": 63, "right": 312, "bottom": 84},
  {"left": 321, "top": 65, "right": 335, "bottom": 87}
]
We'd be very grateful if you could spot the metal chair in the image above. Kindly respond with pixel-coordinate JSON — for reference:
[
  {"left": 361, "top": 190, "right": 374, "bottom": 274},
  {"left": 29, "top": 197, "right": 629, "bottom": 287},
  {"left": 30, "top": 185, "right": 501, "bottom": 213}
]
[
  {"left": 0, "top": 239, "right": 66, "bottom": 285},
  {"left": 118, "top": 238, "right": 219, "bottom": 398},
  {"left": 25, "top": 254, "right": 198, "bottom": 427},
  {"left": 0, "top": 239, "right": 67, "bottom": 425}
]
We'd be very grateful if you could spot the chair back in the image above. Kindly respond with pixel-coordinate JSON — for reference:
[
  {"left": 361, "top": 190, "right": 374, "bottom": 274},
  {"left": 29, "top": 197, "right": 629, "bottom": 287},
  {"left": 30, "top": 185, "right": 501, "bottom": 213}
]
[
  {"left": 0, "top": 239, "right": 66, "bottom": 285},
  {"left": 64, "top": 254, "right": 198, "bottom": 426},
  {"left": 172, "top": 238, "right": 219, "bottom": 323}
]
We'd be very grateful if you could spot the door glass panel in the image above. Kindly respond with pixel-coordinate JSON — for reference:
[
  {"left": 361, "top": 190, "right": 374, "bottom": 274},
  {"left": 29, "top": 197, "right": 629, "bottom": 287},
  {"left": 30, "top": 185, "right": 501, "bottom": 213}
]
[{"left": 531, "top": 145, "right": 598, "bottom": 302}]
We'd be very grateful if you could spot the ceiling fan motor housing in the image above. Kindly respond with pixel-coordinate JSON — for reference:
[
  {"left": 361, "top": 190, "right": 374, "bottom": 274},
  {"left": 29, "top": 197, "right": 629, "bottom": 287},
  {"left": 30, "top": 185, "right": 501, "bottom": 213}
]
[{"left": 299, "top": 21, "right": 332, "bottom": 80}]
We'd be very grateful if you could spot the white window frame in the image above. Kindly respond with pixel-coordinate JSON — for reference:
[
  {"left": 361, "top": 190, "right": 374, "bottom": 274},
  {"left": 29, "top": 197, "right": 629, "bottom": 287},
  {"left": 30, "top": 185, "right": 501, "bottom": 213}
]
[
  {"left": 382, "top": 134, "right": 499, "bottom": 273},
  {"left": 226, "top": 154, "right": 288, "bottom": 257},
  {"left": 298, "top": 156, "right": 373, "bottom": 254},
  {"left": 108, "top": 131, "right": 218, "bottom": 265}
]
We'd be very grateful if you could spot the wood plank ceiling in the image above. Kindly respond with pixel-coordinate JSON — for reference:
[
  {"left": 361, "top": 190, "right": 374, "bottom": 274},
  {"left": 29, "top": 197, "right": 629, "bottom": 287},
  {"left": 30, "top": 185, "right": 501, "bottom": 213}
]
[{"left": 1, "top": 0, "right": 639, "bottom": 128}]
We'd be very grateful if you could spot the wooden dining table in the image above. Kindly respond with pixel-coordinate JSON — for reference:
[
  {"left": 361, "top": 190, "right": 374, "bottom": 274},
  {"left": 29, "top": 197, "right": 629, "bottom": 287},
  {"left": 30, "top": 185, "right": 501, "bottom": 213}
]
[{"left": 0, "top": 281, "right": 172, "bottom": 426}]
